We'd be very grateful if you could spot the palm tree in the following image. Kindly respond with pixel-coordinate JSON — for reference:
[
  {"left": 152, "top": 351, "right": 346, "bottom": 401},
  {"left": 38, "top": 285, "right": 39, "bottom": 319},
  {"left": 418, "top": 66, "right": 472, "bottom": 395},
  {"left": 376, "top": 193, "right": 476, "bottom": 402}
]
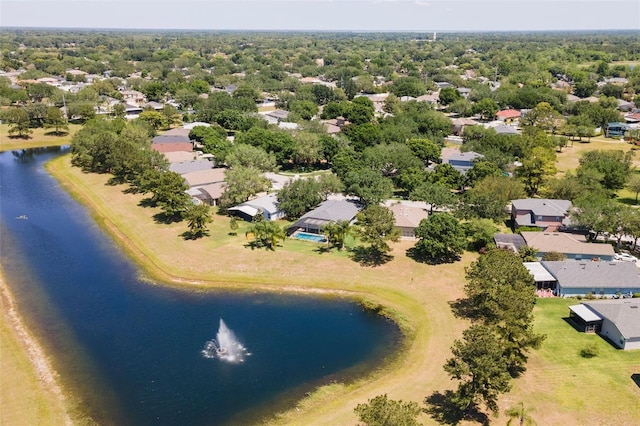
[
  {"left": 184, "top": 203, "right": 212, "bottom": 238},
  {"left": 247, "top": 221, "right": 286, "bottom": 250},
  {"left": 324, "top": 220, "right": 352, "bottom": 250},
  {"left": 505, "top": 402, "right": 536, "bottom": 426}
]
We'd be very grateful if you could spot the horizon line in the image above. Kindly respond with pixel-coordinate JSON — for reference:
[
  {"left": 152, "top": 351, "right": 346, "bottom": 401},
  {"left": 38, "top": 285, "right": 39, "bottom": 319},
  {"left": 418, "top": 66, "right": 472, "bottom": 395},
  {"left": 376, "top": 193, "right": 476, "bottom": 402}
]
[{"left": 1, "top": 26, "right": 638, "bottom": 34}]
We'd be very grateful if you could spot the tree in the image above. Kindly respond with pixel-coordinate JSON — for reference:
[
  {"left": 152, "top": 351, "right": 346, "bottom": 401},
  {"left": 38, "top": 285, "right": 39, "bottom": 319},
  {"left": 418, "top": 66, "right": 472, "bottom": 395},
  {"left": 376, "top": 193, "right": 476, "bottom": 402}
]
[
  {"left": 142, "top": 170, "right": 191, "bottom": 222},
  {"left": 444, "top": 324, "right": 513, "bottom": 415},
  {"left": 413, "top": 213, "right": 466, "bottom": 261},
  {"left": 277, "top": 179, "right": 323, "bottom": 220},
  {"left": 463, "top": 219, "right": 498, "bottom": 251},
  {"left": 407, "top": 138, "right": 441, "bottom": 165},
  {"left": 464, "top": 176, "right": 525, "bottom": 221},
  {"left": 541, "top": 251, "right": 566, "bottom": 261},
  {"left": 464, "top": 248, "right": 544, "bottom": 375},
  {"left": 505, "top": 402, "right": 537, "bottom": 426},
  {"left": 246, "top": 220, "right": 286, "bottom": 250},
  {"left": 516, "top": 147, "right": 557, "bottom": 196},
  {"left": 6, "top": 108, "right": 32, "bottom": 138},
  {"left": 410, "top": 182, "right": 457, "bottom": 214},
  {"left": 571, "top": 193, "right": 617, "bottom": 241},
  {"left": 184, "top": 203, "right": 212, "bottom": 238},
  {"left": 225, "top": 144, "right": 277, "bottom": 171},
  {"left": 229, "top": 216, "right": 239, "bottom": 236},
  {"left": 323, "top": 219, "right": 352, "bottom": 251},
  {"left": 356, "top": 205, "right": 401, "bottom": 256},
  {"left": 577, "top": 150, "right": 633, "bottom": 191},
  {"left": 44, "top": 106, "right": 69, "bottom": 134},
  {"left": 626, "top": 174, "right": 640, "bottom": 204},
  {"left": 221, "top": 166, "right": 271, "bottom": 207},
  {"left": 428, "top": 163, "right": 463, "bottom": 189},
  {"left": 344, "top": 168, "right": 394, "bottom": 206},
  {"left": 138, "top": 110, "right": 167, "bottom": 132},
  {"left": 472, "top": 98, "right": 499, "bottom": 121},
  {"left": 439, "top": 87, "right": 462, "bottom": 105},
  {"left": 162, "top": 104, "right": 182, "bottom": 129},
  {"left": 354, "top": 394, "right": 422, "bottom": 426},
  {"left": 521, "top": 102, "right": 563, "bottom": 133}
]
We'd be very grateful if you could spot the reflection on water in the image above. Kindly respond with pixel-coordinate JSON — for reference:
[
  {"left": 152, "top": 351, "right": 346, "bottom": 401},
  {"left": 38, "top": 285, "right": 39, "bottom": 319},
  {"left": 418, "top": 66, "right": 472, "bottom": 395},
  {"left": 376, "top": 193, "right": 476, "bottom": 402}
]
[{"left": 0, "top": 148, "right": 399, "bottom": 425}]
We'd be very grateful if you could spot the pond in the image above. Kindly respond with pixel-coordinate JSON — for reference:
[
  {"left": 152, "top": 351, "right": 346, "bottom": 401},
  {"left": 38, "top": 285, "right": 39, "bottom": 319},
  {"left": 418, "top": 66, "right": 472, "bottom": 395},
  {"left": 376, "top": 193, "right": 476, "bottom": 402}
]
[{"left": 0, "top": 148, "right": 399, "bottom": 425}]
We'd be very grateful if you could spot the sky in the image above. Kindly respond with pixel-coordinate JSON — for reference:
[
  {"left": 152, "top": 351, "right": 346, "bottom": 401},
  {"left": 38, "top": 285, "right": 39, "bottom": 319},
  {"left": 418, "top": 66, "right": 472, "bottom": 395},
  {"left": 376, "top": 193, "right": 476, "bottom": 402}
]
[{"left": 1, "top": 0, "right": 639, "bottom": 32}]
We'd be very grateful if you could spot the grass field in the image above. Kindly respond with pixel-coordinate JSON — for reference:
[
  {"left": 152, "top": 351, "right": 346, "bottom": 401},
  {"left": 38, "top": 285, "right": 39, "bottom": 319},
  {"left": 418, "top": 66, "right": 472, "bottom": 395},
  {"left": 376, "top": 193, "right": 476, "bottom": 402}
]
[
  {"left": 555, "top": 137, "right": 635, "bottom": 174},
  {"left": 508, "top": 298, "right": 640, "bottom": 425},
  {"left": 0, "top": 123, "right": 80, "bottom": 152}
]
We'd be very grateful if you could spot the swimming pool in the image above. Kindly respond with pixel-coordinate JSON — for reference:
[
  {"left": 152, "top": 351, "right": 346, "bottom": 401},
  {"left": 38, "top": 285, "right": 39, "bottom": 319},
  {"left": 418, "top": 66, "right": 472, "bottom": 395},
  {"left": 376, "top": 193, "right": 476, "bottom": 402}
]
[{"left": 292, "top": 231, "right": 327, "bottom": 243}]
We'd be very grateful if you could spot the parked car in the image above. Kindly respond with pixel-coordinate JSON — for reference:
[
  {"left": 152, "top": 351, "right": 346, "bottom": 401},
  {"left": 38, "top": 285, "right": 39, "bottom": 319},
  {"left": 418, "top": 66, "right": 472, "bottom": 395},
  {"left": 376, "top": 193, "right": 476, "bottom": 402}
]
[{"left": 614, "top": 252, "right": 638, "bottom": 263}]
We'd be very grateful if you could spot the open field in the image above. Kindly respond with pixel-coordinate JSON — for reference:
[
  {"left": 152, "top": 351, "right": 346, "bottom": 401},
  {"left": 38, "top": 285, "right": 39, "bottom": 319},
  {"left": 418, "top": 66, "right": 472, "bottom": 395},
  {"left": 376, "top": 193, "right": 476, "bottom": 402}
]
[
  {"left": 0, "top": 123, "right": 80, "bottom": 152},
  {"left": 555, "top": 137, "right": 635, "bottom": 174}
]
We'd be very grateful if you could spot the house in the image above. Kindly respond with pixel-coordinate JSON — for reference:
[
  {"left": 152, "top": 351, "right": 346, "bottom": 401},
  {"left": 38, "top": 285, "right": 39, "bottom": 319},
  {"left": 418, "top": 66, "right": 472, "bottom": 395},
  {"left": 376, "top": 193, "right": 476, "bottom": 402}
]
[
  {"left": 169, "top": 160, "right": 214, "bottom": 175},
  {"left": 568, "top": 300, "right": 640, "bottom": 350},
  {"left": 520, "top": 231, "right": 615, "bottom": 261},
  {"left": 151, "top": 129, "right": 193, "bottom": 153},
  {"left": 386, "top": 202, "right": 429, "bottom": 239},
  {"left": 193, "top": 182, "right": 226, "bottom": 206},
  {"left": 228, "top": 194, "right": 284, "bottom": 221},
  {"left": 183, "top": 168, "right": 226, "bottom": 188},
  {"left": 494, "top": 233, "right": 527, "bottom": 252},
  {"left": 451, "top": 117, "right": 480, "bottom": 136},
  {"left": 287, "top": 199, "right": 361, "bottom": 235},
  {"left": 261, "top": 109, "right": 289, "bottom": 125},
  {"left": 511, "top": 198, "right": 572, "bottom": 231},
  {"left": 541, "top": 260, "right": 640, "bottom": 298},
  {"left": 442, "top": 150, "right": 484, "bottom": 174},
  {"left": 496, "top": 109, "right": 521, "bottom": 124},
  {"left": 605, "top": 122, "right": 630, "bottom": 138},
  {"left": 163, "top": 151, "right": 197, "bottom": 163}
]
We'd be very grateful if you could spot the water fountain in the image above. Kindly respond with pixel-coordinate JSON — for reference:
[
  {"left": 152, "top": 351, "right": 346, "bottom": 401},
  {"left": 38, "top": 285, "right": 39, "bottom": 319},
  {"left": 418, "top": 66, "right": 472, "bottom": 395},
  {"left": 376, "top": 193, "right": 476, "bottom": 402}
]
[{"left": 202, "top": 319, "right": 250, "bottom": 363}]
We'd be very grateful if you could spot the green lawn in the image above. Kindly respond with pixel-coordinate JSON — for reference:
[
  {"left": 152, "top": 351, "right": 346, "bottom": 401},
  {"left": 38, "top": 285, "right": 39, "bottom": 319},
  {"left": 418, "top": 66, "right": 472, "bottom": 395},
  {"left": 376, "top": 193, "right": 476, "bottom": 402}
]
[
  {"left": 505, "top": 298, "right": 640, "bottom": 425},
  {"left": 0, "top": 123, "right": 81, "bottom": 152}
]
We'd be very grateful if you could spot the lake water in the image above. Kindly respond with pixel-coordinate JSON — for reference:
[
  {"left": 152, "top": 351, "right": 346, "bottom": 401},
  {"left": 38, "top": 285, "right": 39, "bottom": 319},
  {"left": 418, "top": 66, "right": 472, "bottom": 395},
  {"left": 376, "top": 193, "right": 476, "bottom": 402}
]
[{"left": 0, "top": 148, "right": 399, "bottom": 425}]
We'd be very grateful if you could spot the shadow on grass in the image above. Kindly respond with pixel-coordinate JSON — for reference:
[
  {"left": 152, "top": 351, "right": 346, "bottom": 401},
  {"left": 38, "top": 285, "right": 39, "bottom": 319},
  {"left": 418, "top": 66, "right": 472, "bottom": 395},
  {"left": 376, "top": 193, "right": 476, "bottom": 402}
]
[
  {"left": 349, "top": 246, "right": 393, "bottom": 266},
  {"left": 448, "top": 298, "right": 478, "bottom": 320},
  {"left": 180, "top": 230, "right": 209, "bottom": 240},
  {"left": 7, "top": 135, "right": 32, "bottom": 140},
  {"left": 138, "top": 197, "right": 157, "bottom": 208},
  {"left": 152, "top": 212, "right": 182, "bottom": 224},
  {"left": 44, "top": 130, "right": 69, "bottom": 137},
  {"left": 424, "top": 391, "right": 489, "bottom": 425},
  {"left": 617, "top": 196, "right": 638, "bottom": 206},
  {"left": 632, "top": 374, "right": 640, "bottom": 389},
  {"left": 405, "top": 247, "right": 460, "bottom": 265}
]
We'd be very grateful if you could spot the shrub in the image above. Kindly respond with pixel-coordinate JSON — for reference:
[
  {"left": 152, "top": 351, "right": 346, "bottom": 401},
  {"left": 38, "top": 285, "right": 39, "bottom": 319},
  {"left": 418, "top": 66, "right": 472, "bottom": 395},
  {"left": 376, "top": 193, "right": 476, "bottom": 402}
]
[
  {"left": 580, "top": 343, "right": 599, "bottom": 358},
  {"left": 633, "top": 293, "right": 640, "bottom": 298}
]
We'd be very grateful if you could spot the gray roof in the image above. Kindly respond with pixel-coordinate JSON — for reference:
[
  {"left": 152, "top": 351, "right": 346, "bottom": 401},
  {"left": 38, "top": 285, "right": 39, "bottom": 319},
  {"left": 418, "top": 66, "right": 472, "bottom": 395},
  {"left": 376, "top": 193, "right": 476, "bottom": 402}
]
[
  {"left": 512, "top": 199, "right": 572, "bottom": 217},
  {"left": 446, "top": 151, "right": 484, "bottom": 163},
  {"left": 584, "top": 300, "right": 640, "bottom": 339},
  {"left": 152, "top": 135, "right": 191, "bottom": 144},
  {"left": 290, "top": 199, "right": 361, "bottom": 230},
  {"left": 169, "top": 160, "right": 214, "bottom": 175},
  {"left": 236, "top": 193, "right": 281, "bottom": 215},
  {"left": 492, "top": 124, "right": 520, "bottom": 135},
  {"left": 494, "top": 233, "right": 526, "bottom": 251},
  {"left": 541, "top": 261, "right": 640, "bottom": 289}
]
